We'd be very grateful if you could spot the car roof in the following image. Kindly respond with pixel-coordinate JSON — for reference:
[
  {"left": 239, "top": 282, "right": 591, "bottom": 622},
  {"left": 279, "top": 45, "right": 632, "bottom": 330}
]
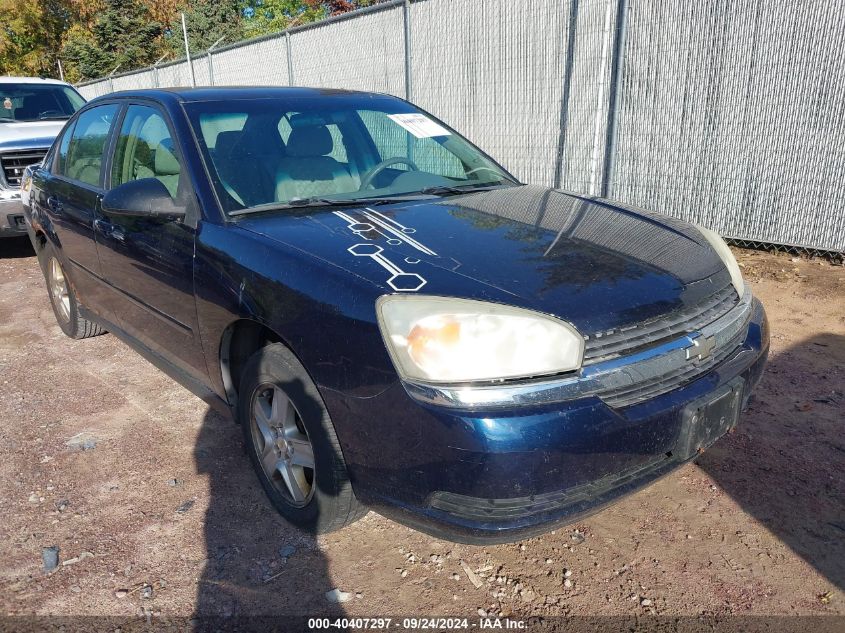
[
  {"left": 0, "top": 76, "right": 72, "bottom": 86},
  {"left": 94, "top": 86, "right": 394, "bottom": 105}
]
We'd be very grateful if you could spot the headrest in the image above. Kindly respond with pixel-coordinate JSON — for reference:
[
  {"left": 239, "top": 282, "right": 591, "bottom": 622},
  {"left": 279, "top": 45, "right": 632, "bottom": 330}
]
[
  {"left": 286, "top": 124, "right": 332, "bottom": 158},
  {"left": 214, "top": 130, "right": 243, "bottom": 157},
  {"left": 155, "top": 145, "right": 180, "bottom": 176}
]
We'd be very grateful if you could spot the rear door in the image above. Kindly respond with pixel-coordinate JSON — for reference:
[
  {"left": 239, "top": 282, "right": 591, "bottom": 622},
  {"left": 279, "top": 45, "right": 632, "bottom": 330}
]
[
  {"left": 95, "top": 102, "right": 207, "bottom": 380},
  {"left": 43, "top": 103, "right": 120, "bottom": 318}
]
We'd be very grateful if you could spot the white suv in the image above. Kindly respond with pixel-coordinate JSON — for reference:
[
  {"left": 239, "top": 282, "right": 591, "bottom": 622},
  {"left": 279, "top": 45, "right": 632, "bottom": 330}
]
[{"left": 0, "top": 77, "right": 85, "bottom": 238}]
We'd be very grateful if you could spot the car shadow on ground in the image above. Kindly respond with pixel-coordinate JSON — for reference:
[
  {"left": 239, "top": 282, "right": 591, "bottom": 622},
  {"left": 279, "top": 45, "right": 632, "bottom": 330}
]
[
  {"left": 192, "top": 389, "right": 349, "bottom": 625},
  {"left": 0, "top": 236, "right": 34, "bottom": 258},
  {"left": 697, "top": 333, "right": 845, "bottom": 590}
]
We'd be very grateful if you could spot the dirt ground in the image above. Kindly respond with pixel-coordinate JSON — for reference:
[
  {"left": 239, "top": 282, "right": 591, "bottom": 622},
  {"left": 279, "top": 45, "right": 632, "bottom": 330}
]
[{"left": 0, "top": 236, "right": 842, "bottom": 623}]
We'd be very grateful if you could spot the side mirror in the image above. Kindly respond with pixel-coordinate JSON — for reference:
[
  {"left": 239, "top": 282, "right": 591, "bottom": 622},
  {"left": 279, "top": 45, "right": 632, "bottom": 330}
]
[{"left": 102, "top": 178, "right": 186, "bottom": 219}]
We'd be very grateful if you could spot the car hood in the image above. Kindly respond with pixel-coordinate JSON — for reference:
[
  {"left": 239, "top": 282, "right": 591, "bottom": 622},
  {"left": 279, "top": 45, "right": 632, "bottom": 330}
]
[
  {"left": 0, "top": 120, "right": 65, "bottom": 150},
  {"left": 236, "top": 185, "right": 732, "bottom": 334}
]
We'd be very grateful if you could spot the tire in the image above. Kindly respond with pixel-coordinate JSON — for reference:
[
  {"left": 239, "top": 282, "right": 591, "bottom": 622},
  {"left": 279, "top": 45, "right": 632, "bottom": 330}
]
[
  {"left": 38, "top": 246, "right": 105, "bottom": 339},
  {"left": 238, "top": 343, "right": 366, "bottom": 534}
]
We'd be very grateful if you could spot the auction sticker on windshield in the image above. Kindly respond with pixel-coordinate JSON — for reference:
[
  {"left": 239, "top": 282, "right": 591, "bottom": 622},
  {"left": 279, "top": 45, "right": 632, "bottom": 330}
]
[{"left": 387, "top": 113, "right": 451, "bottom": 138}]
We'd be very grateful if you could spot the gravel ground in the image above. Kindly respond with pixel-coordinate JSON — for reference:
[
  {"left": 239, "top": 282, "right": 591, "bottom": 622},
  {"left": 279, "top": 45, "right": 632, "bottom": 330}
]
[{"left": 0, "top": 236, "right": 842, "bottom": 622}]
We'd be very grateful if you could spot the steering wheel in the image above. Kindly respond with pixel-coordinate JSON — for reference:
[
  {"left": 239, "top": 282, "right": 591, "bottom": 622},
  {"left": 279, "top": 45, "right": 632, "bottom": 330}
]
[
  {"left": 464, "top": 166, "right": 504, "bottom": 180},
  {"left": 358, "top": 157, "right": 419, "bottom": 190}
]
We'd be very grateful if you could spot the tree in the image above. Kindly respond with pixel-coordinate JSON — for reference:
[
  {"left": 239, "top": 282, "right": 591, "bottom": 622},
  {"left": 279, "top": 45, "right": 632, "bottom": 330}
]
[
  {"left": 0, "top": 0, "right": 70, "bottom": 77},
  {"left": 238, "top": 1, "right": 380, "bottom": 38},
  {"left": 164, "top": 1, "right": 243, "bottom": 56},
  {"left": 141, "top": 0, "right": 183, "bottom": 25},
  {"left": 0, "top": 0, "right": 389, "bottom": 82},
  {"left": 239, "top": 1, "right": 325, "bottom": 39},
  {"left": 62, "top": 0, "right": 163, "bottom": 81}
]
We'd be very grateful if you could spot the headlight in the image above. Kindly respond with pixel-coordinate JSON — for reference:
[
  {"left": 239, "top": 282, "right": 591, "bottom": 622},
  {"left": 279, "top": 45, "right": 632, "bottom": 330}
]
[
  {"left": 376, "top": 295, "right": 584, "bottom": 383},
  {"left": 695, "top": 224, "right": 745, "bottom": 296}
]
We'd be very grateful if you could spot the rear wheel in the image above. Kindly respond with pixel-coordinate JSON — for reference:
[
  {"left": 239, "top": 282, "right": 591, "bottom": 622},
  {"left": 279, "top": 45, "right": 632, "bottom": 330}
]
[
  {"left": 238, "top": 343, "right": 366, "bottom": 533},
  {"left": 39, "top": 247, "right": 105, "bottom": 339}
]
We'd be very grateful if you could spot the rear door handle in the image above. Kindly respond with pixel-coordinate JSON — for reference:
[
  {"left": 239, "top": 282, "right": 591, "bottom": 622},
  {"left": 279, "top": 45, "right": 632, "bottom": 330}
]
[{"left": 47, "top": 196, "right": 62, "bottom": 212}]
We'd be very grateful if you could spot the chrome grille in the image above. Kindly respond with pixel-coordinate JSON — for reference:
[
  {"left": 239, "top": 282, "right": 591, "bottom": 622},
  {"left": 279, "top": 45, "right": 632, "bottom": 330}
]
[
  {"left": 597, "top": 305, "right": 752, "bottom": 409},
  {"left": 0, "top": 150, "right": 47, "bottom": 188},
  {"left": 583, "top": 284, "right": 739, "bottom": 365}
]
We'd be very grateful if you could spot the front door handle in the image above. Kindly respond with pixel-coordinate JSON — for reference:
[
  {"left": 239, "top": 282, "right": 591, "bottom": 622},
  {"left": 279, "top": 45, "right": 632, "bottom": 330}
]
[{"left": 94, "top": 218, "right": 126, "bottom": 243}]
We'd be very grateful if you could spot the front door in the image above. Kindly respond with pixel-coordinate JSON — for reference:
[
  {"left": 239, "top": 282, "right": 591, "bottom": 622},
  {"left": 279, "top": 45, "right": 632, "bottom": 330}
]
[{"left": 95, "top": 103, "right": 207, "bottom": 380}]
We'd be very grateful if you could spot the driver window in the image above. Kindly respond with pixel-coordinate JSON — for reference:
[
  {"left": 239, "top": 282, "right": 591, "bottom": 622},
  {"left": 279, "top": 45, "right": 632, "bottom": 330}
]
[{"left": 111, "top": 105, "right": 181, "bottom": 199}]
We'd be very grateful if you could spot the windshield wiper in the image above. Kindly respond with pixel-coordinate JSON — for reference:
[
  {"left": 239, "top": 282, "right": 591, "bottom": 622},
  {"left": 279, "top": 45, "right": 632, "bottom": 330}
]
[
  {"left": 228, "top": 194, "right": 435, "bottom": 217},
  {"left": 417, "top": 182, "right": 520, "bottom": 196},
  {"left": 0, "top": 117, "right": 16, "bottom": 123}
]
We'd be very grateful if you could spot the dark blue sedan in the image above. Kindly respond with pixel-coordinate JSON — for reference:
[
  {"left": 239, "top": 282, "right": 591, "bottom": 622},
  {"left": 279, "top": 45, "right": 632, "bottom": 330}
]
[{"left": 24, "top": 87, "right": 768, "bottom": 543}]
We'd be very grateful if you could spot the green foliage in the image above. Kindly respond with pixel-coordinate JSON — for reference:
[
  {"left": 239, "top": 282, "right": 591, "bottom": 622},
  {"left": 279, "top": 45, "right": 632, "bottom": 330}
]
[
  {"left": 62, "top": 0, "right": 163, "bottom": 81},
  {"left": 0, "top": 0, "right": 385, "bottom": 82},
  {"left": 240, "top": 1, "right": 326, "bottom": 39},
  {"left": 165, "top": 1, "right": 243, "bottom": 56},
  {"left": 239, "top": 1, "right": 380, "bottom": 39},
  {"left": 0, "top": 0, "right": 69, "bottom": 77}
]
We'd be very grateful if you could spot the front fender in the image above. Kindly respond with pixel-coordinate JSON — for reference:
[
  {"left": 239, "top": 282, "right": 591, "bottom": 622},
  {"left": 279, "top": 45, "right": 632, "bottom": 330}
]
[{"left": 194, "top": 223, "right": 399, "bottom": 403}]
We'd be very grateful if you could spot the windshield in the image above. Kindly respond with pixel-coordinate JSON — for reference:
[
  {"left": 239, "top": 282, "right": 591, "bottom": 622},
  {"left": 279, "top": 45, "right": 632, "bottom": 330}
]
[
  {"left": 0, "top": 83, "right": 85, "bottom": 123},
  {"left": 184, "top": 94, "right": 518, "bottom": 215}
]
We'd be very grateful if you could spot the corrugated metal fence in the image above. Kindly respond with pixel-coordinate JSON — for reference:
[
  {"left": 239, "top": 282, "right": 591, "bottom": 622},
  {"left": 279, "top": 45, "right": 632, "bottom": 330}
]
[{"left": 76, "top": 0, "right": 845, "bottom": 253}]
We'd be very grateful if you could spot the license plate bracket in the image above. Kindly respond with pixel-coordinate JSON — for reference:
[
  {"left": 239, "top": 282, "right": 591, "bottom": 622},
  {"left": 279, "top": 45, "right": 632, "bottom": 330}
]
[{"left": 677, "top": 377, "right": 744, "bottom": 461}]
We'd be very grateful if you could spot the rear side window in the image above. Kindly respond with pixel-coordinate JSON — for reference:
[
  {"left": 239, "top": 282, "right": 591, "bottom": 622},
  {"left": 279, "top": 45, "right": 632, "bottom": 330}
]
[
  {"left": 111, "top": 105, "right": 181, "bottom": 199},
  {"left": 60, "top": 104, "right": 119, "bottom": 187},
  {"left": 54, "top": 121, "right": 77, "bottom": 175}
]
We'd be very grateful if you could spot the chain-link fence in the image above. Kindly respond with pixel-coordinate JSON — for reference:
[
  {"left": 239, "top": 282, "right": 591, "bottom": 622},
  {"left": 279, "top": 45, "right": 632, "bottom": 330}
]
[{"left": 76, "top": 0, "right": 845, "bottom": 254}]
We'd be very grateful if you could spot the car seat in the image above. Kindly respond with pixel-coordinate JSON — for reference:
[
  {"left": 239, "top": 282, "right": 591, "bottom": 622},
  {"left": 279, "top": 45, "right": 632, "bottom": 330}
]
[{"left": 275, "top": 121, "right": 356, "bottom": 201}]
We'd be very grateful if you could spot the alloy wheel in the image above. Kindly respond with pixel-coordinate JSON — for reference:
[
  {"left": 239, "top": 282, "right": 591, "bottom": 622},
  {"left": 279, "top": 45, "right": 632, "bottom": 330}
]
[
  {"left": 250, "top": 384, "right": 316, "bottom": 507},
  {"left": 49, "top": 257, "right": 71, "bottom": 323}
]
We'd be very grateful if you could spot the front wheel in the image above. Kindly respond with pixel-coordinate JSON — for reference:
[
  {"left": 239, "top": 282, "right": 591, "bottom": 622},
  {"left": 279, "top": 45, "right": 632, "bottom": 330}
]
[
  {"left": 238, "top": 343, "right": 366, "bottom": 533},
  {"left": 39, "top": 247, "right": 105, "bottom": 339}
]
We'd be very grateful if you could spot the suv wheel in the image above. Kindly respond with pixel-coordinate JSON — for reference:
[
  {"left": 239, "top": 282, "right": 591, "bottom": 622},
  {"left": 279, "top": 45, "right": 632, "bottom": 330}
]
[
  {"left": 40, "top": 248, "right": 105, "bottom": 339},
  {"left": 238, "top": 343, "right": 366, "bottom": 533}
]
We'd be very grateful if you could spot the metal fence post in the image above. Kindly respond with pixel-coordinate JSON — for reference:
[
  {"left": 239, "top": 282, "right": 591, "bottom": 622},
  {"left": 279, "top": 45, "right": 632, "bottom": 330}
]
[
  {"left": 207, "top": 36, "right": 226, "bottom": 87},
  {"left": 599, "top": 0, "right": 628, "bottom": 199},
  {"left": 107, "top": 64, "right": 121, "bottom": 93},
  {"left": 554, "top": 0, "right": 580, "bottom": 190},
  {"left": 403, "top": 0, "right": 413, "bottom": 101},
  {"left": 182, "top": 12, "right": 197, "bottom": 87},
  {"left": 152, "top": 54, "right": 168, "bottom": 88},
  {"left": 286, "top": 31, "right": 294, "bottom": 85}
]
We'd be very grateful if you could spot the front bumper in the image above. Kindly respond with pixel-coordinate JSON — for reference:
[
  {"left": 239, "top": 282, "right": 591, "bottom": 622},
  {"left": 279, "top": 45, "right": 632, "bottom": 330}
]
[
  {"left": 325, "top": 297, "right": 769, "bottom": 544},
  {"left": 0, "top": 194, "right": 27, "bottom": 237}
]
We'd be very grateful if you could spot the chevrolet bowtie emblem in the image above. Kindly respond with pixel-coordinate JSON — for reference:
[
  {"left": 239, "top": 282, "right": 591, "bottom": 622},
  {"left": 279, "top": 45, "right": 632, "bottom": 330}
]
[{"left": 684, "top": 334, "right": 716, "bottom": 361}]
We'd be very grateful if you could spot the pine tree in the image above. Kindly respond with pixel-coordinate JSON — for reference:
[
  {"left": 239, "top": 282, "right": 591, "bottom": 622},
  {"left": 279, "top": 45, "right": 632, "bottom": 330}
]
[
  {"left": 62, "top": 0, "right": 162, "bottom": 80},
  {"left": 165, "top": 1, "right": 243, "bottom": 56}
]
